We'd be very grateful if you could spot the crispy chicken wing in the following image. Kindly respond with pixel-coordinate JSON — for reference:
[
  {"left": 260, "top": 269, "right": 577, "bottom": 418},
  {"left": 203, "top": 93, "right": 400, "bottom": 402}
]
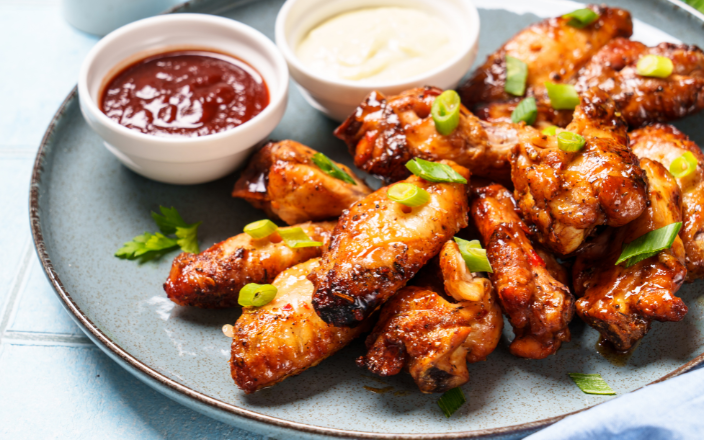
[
  {"left": 358, "top": 241, "right": 502, "bottom": 393},
  {"left": 232, "top": 140, "right": 372, "bottom": 225},
  {"left": 309, "top": 161, "right": 470, "bottom": 327},
  {"left": 164, "top": 221, "right": 335, "bottom": 308},
  {"left": 334, "top": 87, "right": 517, "bottom": 184},
  {"left": 471, "top": 183, "right": 574, "bottom": 359},
  {"left": 511, "top": 89, "right": 648, "bottom": 255},
  {"left": 630, "top": 124, "right": 704, "bottom": 281},
  {"left": 573, "top": 158, "right": 687, "bottom": 351},
  {"left": 230, "top": 258, "right": 367, "bottom": 393},
  {"left": 576, "top": 38, "right": 704, "bottom": 128}
]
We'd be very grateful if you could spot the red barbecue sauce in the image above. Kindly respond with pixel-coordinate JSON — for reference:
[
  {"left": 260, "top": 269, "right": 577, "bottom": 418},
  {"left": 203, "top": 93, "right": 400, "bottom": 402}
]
[{"left": 100, "top": 50, "right": 269, "bottom": 137}]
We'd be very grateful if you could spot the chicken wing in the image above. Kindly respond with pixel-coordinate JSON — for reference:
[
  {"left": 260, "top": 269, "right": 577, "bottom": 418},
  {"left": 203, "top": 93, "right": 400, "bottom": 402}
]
[
  {"left": 164, "top": 221, "right": 335, "bottom": 308},
  {"left": 309, "top": 160, "right": 470, "bottom": 327},
  {"left": 230, "top": 258, "right": 367, "bottom": 393},
  {"left": 630, "top": 124, "right": 704, "bottom": 281},
  {"left": 511, "top": 88, "right": 648, "bottom": 255},
  {"left": 334, "top": 87, "right": 517, "bottom": 184},
  {"left": 573, "top": 158, "right": 687, "bottom": 351},
  {"left": 232, "top": 140, "right": 372, "bottom": 225},
  {"left": 358, "top": 241, "right": 503, "bottom": 393},
  {"left": 471, "top": 183, "right": 574, "bottom": 359},
  {"left": 576, "top": 38, "right": 704, "bottom": 128}
]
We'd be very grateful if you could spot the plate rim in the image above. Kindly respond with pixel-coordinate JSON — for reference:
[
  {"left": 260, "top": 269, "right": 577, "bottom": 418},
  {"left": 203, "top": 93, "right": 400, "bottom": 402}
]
[{"left": 28, "top": 1, "right": 704, "bottom": 438}]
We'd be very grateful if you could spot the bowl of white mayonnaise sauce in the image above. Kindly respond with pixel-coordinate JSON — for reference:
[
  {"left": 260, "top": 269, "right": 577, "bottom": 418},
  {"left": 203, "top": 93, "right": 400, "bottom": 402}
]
[{"left": 275, "top": 0, "right": 480, "bottom": 121}]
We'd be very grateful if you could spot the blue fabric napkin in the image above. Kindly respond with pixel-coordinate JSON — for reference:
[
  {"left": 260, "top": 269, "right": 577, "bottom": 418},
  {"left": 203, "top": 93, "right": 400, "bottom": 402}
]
[{"left": 526, "top": 365, "right": 704, "bottom": 440}]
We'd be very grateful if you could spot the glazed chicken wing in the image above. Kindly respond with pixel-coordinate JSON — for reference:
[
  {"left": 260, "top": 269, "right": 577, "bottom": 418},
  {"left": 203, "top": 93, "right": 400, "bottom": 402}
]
[
  {"left": 471, "top": 183, "right": 574, "bottom": 359},
  {"left": 309, "top": 161, "right": 470, "bottom": 327},
  {"left": 576, "top": 38, "right": 704, "bottom": 128},
  {"left": 573, "top": 158, "right": 687, "bottom": 351},
  {"left": 358, "top": 241, "right": 503, "bottom": 393},
  {"left": 164, "top": 221, "right": 335, "bottom": 308},
  {"left": 230, "top": 258, "right": 367, "bottom": 393},
  {"left": 511, "top": 89, "right": 648, "bottom": 255},
  {"left": 232, "top": 140, "right": 372, "bottom": 225},
  {"left": 630, "top": 124, "right": 704, "bottom": 281}
]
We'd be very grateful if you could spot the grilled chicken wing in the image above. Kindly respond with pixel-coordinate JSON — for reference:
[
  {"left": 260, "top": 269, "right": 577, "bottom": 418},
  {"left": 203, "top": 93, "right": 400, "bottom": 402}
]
[
  {"left": 511, "top": 89, "right": 648, "bottom": 255},
  {"left": 310, "top": 160, "right": 470, "bottom": 327},
  {"left": 576, "top": 38, "right": 704, "bottom": 128},
  {"left": 358, "top": 241, "right": 503, "bottom": 393},
  {"left": 334, "top": 87, "right": 517, "bottom": 184},
  {"left": 164, "top": 221, "right": 335, "bottom": 308},
  {"left": 230, "top": 258, "right": 367, "bottom": 393},
  {"left": 573, "top": 158, "right": 687, "bottom": 351},
  {"left": 458, "top": 5, "right": 632, "bottom": 126},
  {"left": 471, "top": 183, "right": 574, "bottom": 359},
  {"left": 232, "top": 140, "right": 372, "bottom": 225}
]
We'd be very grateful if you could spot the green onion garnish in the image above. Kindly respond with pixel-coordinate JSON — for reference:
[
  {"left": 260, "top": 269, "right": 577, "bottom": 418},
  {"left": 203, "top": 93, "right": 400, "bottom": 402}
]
[
  {"left": 278, "top": 227, "right": 323, "bottom": 248},
  {"left": 562, "top": 8, "right": 599, "bottom": 28},
  {"left": 568, "top": 373, "right": 616, "bottom": 395},
  {"left": 545, "top": 82, "right": 580, "bottom": 110},
  {"left": 405, "top": 158, "right": 468, "bottom": 184},
  {"left": 636, "top": 55, "right": 674, "bottom": 79},
  {"left": 542, "top": 125, "right": 558, "bottom": 136},
  {"left": 437, "top": 387, "right": 466, "bottom": 418},
  {"left": 511, "top": 97, "right": 538, "bottom": 125},
  {"left": 387, "top": 183, "right": 430, "bottom": 207},
  {"left": 454, "top": 237, "right": 493, "bottom": 273},
  {"left": 505, "top": 55, "right": 528, "bottom": 96},
  {"left": 670, "top": 151, "right": 698, "bottom": 178},
  {"left": 238, "top": 283, "right": 278, "bottom": 307},
  {"left": 311, "top": 152, "right": 356, "bottom": 185},
  {"left": 243, "top": 219, "right": 278, "bottom": 239},
  {"left": 616, "top": 222, "right": 683, "bottom": 267},
  {"left": 431, "top": 90, "right": 461, "bottom": 136},
  {"left": 557, "top": 131, "right": 586, "bottom": 152}
]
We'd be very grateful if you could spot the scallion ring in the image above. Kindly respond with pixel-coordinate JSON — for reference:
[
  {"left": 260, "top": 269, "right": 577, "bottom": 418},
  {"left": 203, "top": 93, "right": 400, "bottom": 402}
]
[
  {"left": 243, "top": 219, "right": 278, "bottom": 239},
  {"left": 238, "top": 283, "right": 278, "bottom": 307},
  {"left": 557, "top": 131, "right": 586, "bottom": 152},
  {"left": 437, "top": 387, "right": 466, "bottom": 418},
  {"left": 636, "top": 55, "right": 674, "bottom": 78},
  {"left": 431, "top": 90, "right": 461, "bottom": 136},
  {"left": 405, "top": 158, "right": 467, "bottom": 184},
  {"left": 568, "top": 373, "right": 615, "bottom": 395},
  {"left": 545, "top": 82, "right": 580, "bottom": 110},
  {"left": 616, "top": 222, "right": 683, "bottom": 267},
  {"left": 670, "top": 151, "right": 698, "bottom": 178},
  {"left": 505, "top": 55, "right": 528, "bottom": 96},
  {"left": 511, "top": 97, "right": 538, "bottom": 125},
  {"left": 542, "top": 126, "right": 558, "bottom": 136},
  {"left": 278, "top": 227, "right": 323, "bottom": 248},
  {"left": 563, "top": 8, "right": 599, "bottom": 28},
  {"left": 454, "top": 237, "right": 493, "bottom": 273},
  {"left": 311, "top": 152, "right": 357, "bottom": 185},
  {"left": 387, "top": 183, "right": 430, "bottom": 207}
]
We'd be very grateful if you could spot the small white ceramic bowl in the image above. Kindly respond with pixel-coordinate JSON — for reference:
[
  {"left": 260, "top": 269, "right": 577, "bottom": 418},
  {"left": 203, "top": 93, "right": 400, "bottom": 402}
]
[
  {"left": 78, "top": 14, "right": 288, "bottom": 185},
  {"left": 275, "top": 0, "right": 479, "bottom": 121}
]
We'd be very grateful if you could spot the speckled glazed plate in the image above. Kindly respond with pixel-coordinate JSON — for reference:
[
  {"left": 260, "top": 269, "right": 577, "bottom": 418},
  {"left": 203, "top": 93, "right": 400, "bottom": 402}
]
[{"left": 30, "top": 0, "right": 704, "bottom": 439}]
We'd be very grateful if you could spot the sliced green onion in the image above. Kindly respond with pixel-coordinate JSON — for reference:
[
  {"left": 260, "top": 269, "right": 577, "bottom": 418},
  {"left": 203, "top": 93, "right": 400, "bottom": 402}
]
[
  {"left": 278, "top": 227, "right": 323, "bottom": 248},
  {"left": 616, "top": 222, "right": 683, "bottom": 267},
  {"left": 387, "top": 183, "right": 430, "bottom": 207},
  {"left": 311, "top": 152, "right": 357, "bottom": 185},
  {"left": 636, "top": 55, "right": 674, "bottom": 78},
  {"left": 557, "top": 131, "right": 586, "bottom": 152},
  {"left": 511, "top": 97, "right": 538, "bottom": 125},
  {"left": 670, "top": 151, "right": 698, "bottom": 178},
  {"left": 243, "top": 219, "right": 278, "bottom": 239},
  {"left": 238, "top": 283, "right": 278, "bottom": 307},
  {"left": 431, "top": 90, "right": 461, "bottom": 136},
  {"left": 568, "top": 373, "right": 616, "bottom": 395},
  {"left": 405, "top": 158, "right": 468, "bottom": 184},
  {"left": 563, "top": 8, "right": 599, "bottom": 28},
  {"left": 454, "top": 237, "right": 493, "bottom": 273},
  {"left": 437, "top": 387, "right": 466, "bottom": 418},
  {"left": 542, "top": 126, "right": 558, "bottom": 136},
  {"left": 545, "top": 82, "right": 580, "bottom": 110},
  {"left": 505, "top": 55, "right": 528, "bottom": 96}
]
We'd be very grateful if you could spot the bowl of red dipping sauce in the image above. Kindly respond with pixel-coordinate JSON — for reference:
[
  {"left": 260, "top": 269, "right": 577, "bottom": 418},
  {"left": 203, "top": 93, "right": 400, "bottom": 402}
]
[{"left": 78, "top": 14, "right": 288, "bottom": 185}]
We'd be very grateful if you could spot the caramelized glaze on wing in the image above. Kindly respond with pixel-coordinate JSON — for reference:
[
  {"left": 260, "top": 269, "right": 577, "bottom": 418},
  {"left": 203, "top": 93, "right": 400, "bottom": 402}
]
[
  {"left": 164, "top": 221, "right": 335, "bottom": 308},
  {"left": 232, "top": 140, "right": 372, "bottom": 225}
]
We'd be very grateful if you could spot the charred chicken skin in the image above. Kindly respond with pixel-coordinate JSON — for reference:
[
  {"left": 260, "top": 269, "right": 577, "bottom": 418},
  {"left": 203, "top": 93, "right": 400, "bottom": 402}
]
[
  {"left": 309, "top": 160, "right": 470, "bottom": 327},
  {"left": 630, "top": 124, "right": 704, "bottom": 281},
  {"left": 573, "top": 158, "right": 688, "bottom": 351},
  {"left": 511, "top": 89, "right": 648, "bottom": 255},
  {"left": 230, "top": 258, "right": 367, "bottom": 394},
  {"left": 164, "top": 221, "right": 335, "bottom": 308},
  {"left": 232, "top": 140, "right": 372, "bottom": 225},
  {"left": 358, "top": 241, "right": 503, "bottom": 393},
  {"left": 576, "top": 38, "right": 704, "bottom": 128}
]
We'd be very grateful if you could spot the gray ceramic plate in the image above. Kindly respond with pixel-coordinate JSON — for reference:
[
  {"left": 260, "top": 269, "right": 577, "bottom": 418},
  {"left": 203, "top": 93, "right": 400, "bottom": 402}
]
[{"left": 30, "top": 0, "right": 704, "bottom": 439}]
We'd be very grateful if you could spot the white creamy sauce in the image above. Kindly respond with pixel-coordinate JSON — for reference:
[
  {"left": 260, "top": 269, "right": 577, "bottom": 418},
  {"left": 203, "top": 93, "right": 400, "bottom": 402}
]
[{"left": 296, "top": 7, "right": 458, "bottom": 82}]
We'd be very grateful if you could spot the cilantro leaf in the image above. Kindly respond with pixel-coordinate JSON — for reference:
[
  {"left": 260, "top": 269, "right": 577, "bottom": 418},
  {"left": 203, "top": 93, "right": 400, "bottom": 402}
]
[
  {"left": 176, "top": 222, "right": 202, "bottom": 254},
  {"left": 115, "top": 232, "right": 153, "bottom": 259},
  {"left": 151, "top": 206, "right": 188, "bottom": 235},
  {"left": 115, "top": 232, "right": 179, "bottom": 263}
]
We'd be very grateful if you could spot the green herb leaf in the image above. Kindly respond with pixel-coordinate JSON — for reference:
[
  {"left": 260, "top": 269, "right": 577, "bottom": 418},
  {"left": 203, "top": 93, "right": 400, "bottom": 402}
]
[
  {"left": 405, "top": 158, "right": 467, "bottom": 184},
  {"left": 685, "top": 0, "right": 704, "bottom": 14},
  {"left": 152, "top": 206, "right": 189, "bottom": 234},
  {"left": 505, "top": 55, "right": 528, "bottom": 96},
  {"left": 454, "top": 237, "right": 493, "bottom": 273},
  {"left": 545, "top": 82, "right": 580, "bottom": 110},
  {"left": 511, "top": 97, "right": 538, "bottom": 125},
  {"left": 115, "top": 232, "right": 180, "bottom": 263},
  {"left": 616, "top": 222, "right": 683, "bottom": 267},
  {"left": 431, "top": 90, "right": 461, "bottom": 136},
  {"left": 563, "top": 8, "right": 599, "bottom": 28},
  {"left": 437, "top": 387, "right": 466, "bottom": 417},
  {"left": 278, "top": 227, "right": 323, "bottom": 248},
  {"left": 568, "top": 373, "right": 616, "bottom": 395},
  {"left": 176, "top": 222, "right": 202, "bottom": 254},
  {"left": 311, "top": 152, "right": 357, "bottom": 185}
]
